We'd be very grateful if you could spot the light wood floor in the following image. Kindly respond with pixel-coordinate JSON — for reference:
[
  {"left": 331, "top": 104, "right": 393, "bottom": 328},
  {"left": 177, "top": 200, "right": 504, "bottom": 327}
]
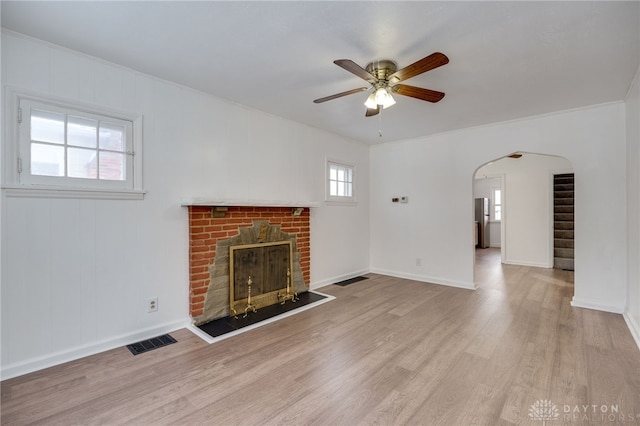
[{"left": 2, "top": 249, "right": 640, "bottom": 425}]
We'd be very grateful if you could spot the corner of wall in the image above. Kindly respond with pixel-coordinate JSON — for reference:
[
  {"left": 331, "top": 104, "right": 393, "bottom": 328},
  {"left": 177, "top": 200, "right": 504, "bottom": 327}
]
[{"left": 623, "top": 312, "right": 640, "bottom": 351}]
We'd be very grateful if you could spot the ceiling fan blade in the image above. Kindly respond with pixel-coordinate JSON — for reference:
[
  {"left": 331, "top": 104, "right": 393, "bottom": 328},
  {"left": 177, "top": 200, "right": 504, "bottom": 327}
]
[
  {"left": 391, "top": 84, "right": 445, "bottom": 103},
  {"left": 334, "top": 59, "right": 378, "bottom": 83},
  {"left": 313, "top": 87, "right": 369, "bottom": 103},
  {"left": 388, "top": 52, "right": 449, "bottom": 82},
  {"left": 365, "top": 105, "right": 381, "bottom": 117}
]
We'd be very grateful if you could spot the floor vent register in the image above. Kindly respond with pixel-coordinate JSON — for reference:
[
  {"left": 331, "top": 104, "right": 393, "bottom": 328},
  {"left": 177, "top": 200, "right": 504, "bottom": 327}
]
[
  {"left": 334, "top": 276, "right": 369, "bottom": 287},
  {"left": 126, "top": 334, "right": 177, "bottom": 355}
]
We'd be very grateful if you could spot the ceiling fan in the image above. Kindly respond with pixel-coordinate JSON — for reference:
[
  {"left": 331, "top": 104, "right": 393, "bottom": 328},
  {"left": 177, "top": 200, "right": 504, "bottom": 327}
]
[{"left": 313, "top": 52, "right": 449, "bottom": 117}]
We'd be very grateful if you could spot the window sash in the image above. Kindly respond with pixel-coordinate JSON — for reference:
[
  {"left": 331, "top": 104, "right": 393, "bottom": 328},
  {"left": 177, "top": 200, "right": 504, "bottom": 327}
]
[
  {"left": 18, "top": 97, "right": 135, "bottom": 190},
  {"left": 327, "top": 161, "right": 355, "bottom": 202},
  {"left": 493, "top": 188, "right": 502, "bottom": 221}
]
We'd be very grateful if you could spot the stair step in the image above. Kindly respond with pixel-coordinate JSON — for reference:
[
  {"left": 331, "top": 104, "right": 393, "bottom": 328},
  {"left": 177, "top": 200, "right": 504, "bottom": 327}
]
[
  {"left": 554, "top": 221, "right": 574, "bottom": 230},
  {"left": 554, "top": 213, "right": 574, "bottom": 221},
  {"left": 554, "top": 173, "right": 574, "bottom": 180},
  {"left": 554, "top": 205, "right": 574, "bottom": 213},
  {"left": 554, "top": 198, "right": 574, "bottom": 205},
  {"left": 554, "top": 191, "right": 574, "bottom": 199},
  {"left": 555, "top": 230, "right": 574, "bottom": 239},
  {"left": 554, "top": 238, "right": 574, "bottom": 248},
  {"left": 554, "top": 248, "right": 574, "bottom": 258},
  {"left": 554, "top": 257, "right": 575, "bottom": 271},
  {"left": 554, "top": 183, "right": 574, "bottom": 191}
]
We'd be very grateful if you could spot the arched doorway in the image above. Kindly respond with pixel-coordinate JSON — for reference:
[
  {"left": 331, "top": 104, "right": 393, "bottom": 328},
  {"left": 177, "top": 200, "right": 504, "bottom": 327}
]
[{"left": 472, "top": 152, "right": 574, "bottom": 281}]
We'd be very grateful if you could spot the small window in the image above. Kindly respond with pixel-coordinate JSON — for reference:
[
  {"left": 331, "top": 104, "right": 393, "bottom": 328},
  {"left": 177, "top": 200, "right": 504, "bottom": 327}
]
[
  {"left": 327, "top": 160, "right": 355, "bottom": 203},
  {"left": 493, "top": 188, "right": 502, "bottom": 221},
  {"left": 5, "top": 91, "right": 143, "bottom": 199}
]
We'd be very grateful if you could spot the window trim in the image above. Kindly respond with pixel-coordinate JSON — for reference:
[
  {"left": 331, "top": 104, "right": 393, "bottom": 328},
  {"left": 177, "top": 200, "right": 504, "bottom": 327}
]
[
  {"left": 325, "top": 159, "right": 357, "bottom": 205},
  {"left": 3, "top": 88, "right": 144, "bottom": 199}
]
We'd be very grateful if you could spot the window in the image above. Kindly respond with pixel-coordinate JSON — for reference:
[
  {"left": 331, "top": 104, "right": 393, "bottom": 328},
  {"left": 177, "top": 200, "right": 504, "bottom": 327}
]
[
  {"left": 327, "top": 160, "right": 355, "bottom": 203},
  {"left": 493, "top": 188, "right": 502, "bottom": 221},
  {"left": 5, "top": 91, "right": 143, "bottom": 199}
]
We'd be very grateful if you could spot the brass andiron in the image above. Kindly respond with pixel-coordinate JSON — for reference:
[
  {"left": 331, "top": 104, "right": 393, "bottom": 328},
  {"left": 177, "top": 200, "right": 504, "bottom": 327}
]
[
  {"left": 278, "top": 268, "right": 298, "bottom": 304},
  {"left": 243, "top": 276, "right": 257, "bottom": 318}
]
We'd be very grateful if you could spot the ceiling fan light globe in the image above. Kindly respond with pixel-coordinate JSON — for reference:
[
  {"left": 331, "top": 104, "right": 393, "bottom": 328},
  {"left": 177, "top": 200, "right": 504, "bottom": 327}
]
[
  {"left": 373, "top": 87, "right": 396, "bottom": 109},
  {"left": 373, "top": 87, "right": 387, "bottom": 104},
  {"left": 382, "top": 94, "right": 396, "bottom": 109},
  {"left": 364, "top": 93, "right": 378, "bottom": 109}
]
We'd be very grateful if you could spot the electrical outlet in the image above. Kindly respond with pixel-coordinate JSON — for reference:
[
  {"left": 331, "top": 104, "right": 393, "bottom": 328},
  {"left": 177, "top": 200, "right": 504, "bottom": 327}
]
[
  {"left": 147, "top": 297, "right": 158, "bottom": 313},
  {"left": 416, "top": 258, "right": 422, "bottom": 267}
]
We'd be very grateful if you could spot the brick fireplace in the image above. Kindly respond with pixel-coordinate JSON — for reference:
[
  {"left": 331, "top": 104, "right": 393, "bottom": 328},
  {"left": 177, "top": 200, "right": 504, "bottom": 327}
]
[{"left": 187, "top": 206, "right": 310, "bottom": 324}]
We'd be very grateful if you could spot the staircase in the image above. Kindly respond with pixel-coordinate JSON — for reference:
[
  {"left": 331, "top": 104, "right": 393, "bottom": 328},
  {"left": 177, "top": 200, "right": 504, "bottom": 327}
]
[{"left": 553, "top": 173, "right": 574, "bottom": 271}]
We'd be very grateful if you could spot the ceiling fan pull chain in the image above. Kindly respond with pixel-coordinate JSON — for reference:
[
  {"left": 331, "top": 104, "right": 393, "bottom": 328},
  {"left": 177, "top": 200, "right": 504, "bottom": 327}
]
[{"left": 378, "top": 108, "right": 383, "bottom": 138}]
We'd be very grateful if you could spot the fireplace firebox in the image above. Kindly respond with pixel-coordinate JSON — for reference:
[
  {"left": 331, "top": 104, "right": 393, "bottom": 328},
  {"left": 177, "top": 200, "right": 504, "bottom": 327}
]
[{"left": 229, "top": 240, "right": 298, "bottom": 317}]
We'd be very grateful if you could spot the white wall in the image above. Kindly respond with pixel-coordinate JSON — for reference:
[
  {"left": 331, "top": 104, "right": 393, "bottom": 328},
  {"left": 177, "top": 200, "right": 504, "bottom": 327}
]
[
  {"left": 477, "top": 154, "right": 572, "bottom": 267},
  {"left": 625, "top": 67, "right": 640, "bottom": 348},
  {"left": 0, "top": 31, "right": 370, "bottom": 379},
  {"left": 473, "top": 176, "right": 501, "bottom": 248},
  {"left": 2, "top": 29, "right": 638, "bottom": 379},
  {"left": 371, "top": 102, "right": 627, "bottom": 311}
]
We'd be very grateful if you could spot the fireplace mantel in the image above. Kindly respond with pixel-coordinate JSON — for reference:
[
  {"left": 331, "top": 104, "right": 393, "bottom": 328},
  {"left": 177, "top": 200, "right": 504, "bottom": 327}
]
[{"left": 181, "top": 198, "right": 321, "bottom": 208}]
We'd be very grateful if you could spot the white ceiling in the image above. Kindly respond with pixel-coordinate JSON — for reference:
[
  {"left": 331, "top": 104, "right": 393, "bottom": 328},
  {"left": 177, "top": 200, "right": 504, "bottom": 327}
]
[{"left": 2, "top": 1, "right": 639, "bottom": 145}]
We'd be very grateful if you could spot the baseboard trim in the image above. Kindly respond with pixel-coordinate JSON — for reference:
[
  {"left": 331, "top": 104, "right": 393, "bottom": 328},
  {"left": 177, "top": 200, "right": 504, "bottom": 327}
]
[
  {"left": 1, "top": 318, "right": 190, "bottom": 381},
  {"left": 570, "top": 297, "right": 625, "bottom": 314},
  {"left": 502, "top": 259, "right": 552, "bottom": 268},
  {"left": 369, "top": 268, "right": 477, "bottom": 290},
  {"left": 623, "top": 312, "right": 640, "bottom": 351}
]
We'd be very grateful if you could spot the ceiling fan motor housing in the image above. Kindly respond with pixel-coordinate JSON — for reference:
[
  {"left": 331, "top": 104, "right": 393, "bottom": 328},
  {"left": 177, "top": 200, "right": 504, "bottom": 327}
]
[{"left": 365, "top": 60, "right": 398, "bottom": 86}]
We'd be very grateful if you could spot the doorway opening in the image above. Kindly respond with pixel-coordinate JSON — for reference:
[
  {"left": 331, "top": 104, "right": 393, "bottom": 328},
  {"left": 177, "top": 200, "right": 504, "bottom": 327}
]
[
  {"left": 472, "top": 152, "right": 574, "bottom": 284},
  {"left": 553, "top": 173, "right": 574, "bottom": 271}
]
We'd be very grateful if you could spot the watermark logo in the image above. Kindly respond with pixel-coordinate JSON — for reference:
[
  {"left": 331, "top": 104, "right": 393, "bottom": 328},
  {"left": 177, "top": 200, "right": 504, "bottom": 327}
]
[
  {"left": 529, "top": 399, "right": 640, "bottom": 423},
  {"left": 529, "top": 399, "right": 560, "bottom": 424}
]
